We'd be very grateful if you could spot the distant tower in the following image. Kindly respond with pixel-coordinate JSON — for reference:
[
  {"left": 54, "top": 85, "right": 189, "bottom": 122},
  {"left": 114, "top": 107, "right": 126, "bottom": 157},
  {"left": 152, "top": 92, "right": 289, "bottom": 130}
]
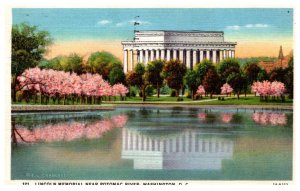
[{"left": 278, "top": 45, "right": 284, "bottom": 67}]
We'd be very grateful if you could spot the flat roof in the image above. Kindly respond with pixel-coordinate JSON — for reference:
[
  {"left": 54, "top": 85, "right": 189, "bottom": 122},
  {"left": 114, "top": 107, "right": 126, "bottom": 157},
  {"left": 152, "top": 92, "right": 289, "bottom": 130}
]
[{"left": 135, "top": 30, "right": 224, "bottom": 33}]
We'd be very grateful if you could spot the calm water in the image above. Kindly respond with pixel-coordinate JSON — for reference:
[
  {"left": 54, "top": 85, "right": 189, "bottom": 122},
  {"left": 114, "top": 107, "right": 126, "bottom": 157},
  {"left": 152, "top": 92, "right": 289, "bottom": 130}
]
[{"left": 11, "top": 107, "right": 293, "bottom": 180}]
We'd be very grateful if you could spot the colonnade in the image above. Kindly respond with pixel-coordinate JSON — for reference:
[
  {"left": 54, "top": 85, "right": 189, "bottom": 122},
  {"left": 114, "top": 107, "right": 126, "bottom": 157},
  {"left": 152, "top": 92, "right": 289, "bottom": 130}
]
[{"left": 123, "top": 48, "right": 235, "bottom": 73}]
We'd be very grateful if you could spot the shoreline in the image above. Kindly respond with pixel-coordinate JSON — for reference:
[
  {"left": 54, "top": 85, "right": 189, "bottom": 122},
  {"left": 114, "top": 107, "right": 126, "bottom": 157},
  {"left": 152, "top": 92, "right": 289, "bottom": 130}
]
[
  {"left": 11, "top": 104, "right": 293, "bottom": 112},
  {"left": 11, "top": 105, "right": 115, "bottom": 113}
]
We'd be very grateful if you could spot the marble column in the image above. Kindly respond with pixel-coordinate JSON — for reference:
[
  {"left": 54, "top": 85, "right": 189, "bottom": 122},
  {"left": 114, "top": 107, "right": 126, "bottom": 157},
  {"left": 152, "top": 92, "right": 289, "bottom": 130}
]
[
  {"left": 156, "top": 49, "right": 160, "bottom": 60},
  {"left": 219, "top": 50, "right": 223, "bottom": 62},
  {"left": 161, "top": 49, "right": 165, "bottom": 60},
  {"left": 166, "top": 49, "right": 171, "bottom": 61},
  {"left": 150, "top": 49, "right": 154, "bottom": 61},
  {"left": 186, "top": 49, "right": 191, "bottom": 69},
  {"left": 192, "top": 50, "right": 197, "bottom": 67},
  {"left": 173, "top": 49, "right": 177, "bottom": 60},
  {"left": 200, "top": 50, "right": 204, "bottom": 62},
  {"left": 179, "top": 50, "right": 184, "bottom": 63},
  {"left": 145, "top": 50, "right": 149, "bottom": 65},
  {"left": 136, "top": 50, "right": 140, "bottom": 63},
  {"left": 223, "top": 50, "right": 227, "bottom": 59},
  {"left": 212, "top": 50, "right": 217, "bottom": 63},
  {"left": 228, "top": 50, "right": 232, "bottom": 58},
  {"left": 232, "top": 50, "right": 235, "bottom": 58},
  {"left": 206, "top": 50, "right": 210, "bottom": 61},
  {"left": 130, "top": 49, "right": 134, "bottom": 71},
  {"left": 123, "top": 50, "right": 128, "bottom": 73}
]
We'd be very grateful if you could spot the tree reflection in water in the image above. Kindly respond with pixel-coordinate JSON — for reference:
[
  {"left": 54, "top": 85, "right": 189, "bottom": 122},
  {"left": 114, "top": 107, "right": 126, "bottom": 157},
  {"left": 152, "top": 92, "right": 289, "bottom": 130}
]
[
  {"left": 252, "top": 112, "right": 287, "bottom": 126},
  {"left": 11, "top": 114, "right": 128, "bottom": 144}
]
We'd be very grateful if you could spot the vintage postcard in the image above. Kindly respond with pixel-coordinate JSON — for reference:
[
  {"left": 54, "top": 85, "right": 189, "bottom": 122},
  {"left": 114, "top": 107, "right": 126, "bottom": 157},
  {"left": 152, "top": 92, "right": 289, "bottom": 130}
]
[{"left": 1, "top": 0, "right": 298, "bottom": 191}]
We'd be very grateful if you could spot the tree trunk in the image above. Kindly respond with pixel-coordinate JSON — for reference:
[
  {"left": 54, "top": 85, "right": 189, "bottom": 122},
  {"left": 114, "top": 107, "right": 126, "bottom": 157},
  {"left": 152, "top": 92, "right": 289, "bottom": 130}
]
[
  {"left": 210, "top": 93, "right": 213, "bottom": 99},
  {"left": 11, "top": 75, "right": 17, "bottom": 103},
  {"left": 237, "top": 92, "right": 240, "bottom": 100},
  {"left": 142, "top": 86, "right": 146, "bottom": 102},
  {"left": 176, "top": 89, "right": 180, "bottom": 98},
  {"left": 11, "top": 118, "right": 17, "bottom": 144},
  {"left": 34, "top": 93, "right": 37, "bottom": 104},
  {"left": 157, "top": 83, "right": 160, "bottom": 98},
  {"left": 40, "top": 93, "right": 43, "bottom": 105},
  {"left": 63, "top": 95, "right": 66, "bottom": 105}
]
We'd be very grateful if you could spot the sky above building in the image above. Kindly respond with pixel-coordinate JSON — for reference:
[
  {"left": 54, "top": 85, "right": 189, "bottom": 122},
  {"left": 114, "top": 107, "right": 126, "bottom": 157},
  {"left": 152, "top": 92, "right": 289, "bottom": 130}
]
[{"left": 12, "top": 8, "right": 293, "bottom": 59}]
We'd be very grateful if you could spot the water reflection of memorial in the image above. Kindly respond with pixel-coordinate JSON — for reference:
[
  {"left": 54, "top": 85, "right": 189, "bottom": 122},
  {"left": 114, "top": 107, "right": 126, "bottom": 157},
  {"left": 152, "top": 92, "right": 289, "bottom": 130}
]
[{"left": 121, "top": 128, "right": 234, "bottom": 170}]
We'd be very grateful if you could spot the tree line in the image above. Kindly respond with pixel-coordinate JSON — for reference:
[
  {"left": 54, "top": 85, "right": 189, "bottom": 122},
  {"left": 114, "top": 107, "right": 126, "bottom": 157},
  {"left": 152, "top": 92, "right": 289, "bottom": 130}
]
[{"left": 11, "top": 23, "right": 293, "bottom": 103}]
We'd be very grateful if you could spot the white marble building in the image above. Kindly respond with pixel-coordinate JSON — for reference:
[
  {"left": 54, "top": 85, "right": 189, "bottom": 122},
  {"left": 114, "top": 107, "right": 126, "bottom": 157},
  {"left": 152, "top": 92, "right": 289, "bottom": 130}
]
[
  {"left": 122, "top": 30, "right": 237, "bottom": 73},
  {"left": 121, "top": 128, "right": 234, "bottom": 170}
]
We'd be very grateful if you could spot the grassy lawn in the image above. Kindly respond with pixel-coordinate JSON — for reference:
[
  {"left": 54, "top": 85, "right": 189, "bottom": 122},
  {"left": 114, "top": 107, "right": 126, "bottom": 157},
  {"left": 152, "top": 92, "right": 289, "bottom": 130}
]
[
  {"left": 104, "top": 95, "right": 293, "bottom": 106},
  {"left": 13, "top": 94, "right": 293, "bottom": 106},
  {"left": 192, "top": 96, "right": 293, "bottom": 105}
]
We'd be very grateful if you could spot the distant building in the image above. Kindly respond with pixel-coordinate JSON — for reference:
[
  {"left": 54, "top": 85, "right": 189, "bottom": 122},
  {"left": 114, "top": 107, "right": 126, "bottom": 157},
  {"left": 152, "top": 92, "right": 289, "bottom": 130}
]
[
  {"left": 121, "top": 30, "right": 237, "bottom": 73},
  {"left": 258, "top": 46, "right": 292, "bottom": 73}
]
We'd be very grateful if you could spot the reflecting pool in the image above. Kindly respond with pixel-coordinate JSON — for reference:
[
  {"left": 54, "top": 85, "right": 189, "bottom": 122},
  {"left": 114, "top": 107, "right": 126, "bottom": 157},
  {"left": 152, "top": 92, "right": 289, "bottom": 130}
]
[{"left": 11, "top": 107, "right": 293, "bottom": 180}]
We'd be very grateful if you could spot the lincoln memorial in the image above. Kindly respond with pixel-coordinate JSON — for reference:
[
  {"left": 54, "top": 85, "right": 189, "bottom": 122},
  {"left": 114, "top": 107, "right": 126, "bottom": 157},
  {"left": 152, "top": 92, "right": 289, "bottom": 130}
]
[{"left": 122, "top": 30, "right": 237, "bottom": 73}]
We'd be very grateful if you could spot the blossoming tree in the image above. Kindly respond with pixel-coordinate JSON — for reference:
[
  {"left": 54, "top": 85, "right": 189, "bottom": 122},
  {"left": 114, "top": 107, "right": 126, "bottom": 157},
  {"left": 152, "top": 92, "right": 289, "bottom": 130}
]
[
  {"left": 196, "top": 85, "right": 205, "bottom": 99},
  {"left": 251, "top": 80, "right": 286, "bottom": 101},
  {"left": 220, "top": 83, "right": 233, "bottom": 96},
  {"left": 17, "top": 67, "right": 127, "bottom": 105}
]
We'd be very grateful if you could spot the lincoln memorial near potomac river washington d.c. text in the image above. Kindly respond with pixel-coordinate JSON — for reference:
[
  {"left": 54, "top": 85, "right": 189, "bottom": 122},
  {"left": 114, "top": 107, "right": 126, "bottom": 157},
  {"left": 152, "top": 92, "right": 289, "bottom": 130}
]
[{"left": 122, "top": 30, "right": 237, "bottom": 73}]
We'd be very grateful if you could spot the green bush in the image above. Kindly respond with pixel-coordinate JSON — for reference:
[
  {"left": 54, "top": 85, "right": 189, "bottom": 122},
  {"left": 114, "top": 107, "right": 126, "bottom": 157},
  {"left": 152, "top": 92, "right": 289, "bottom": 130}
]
[
  {"left": 16, "top": 91, "right": 23, "bottom": 102},
  {"left": 185, "top": 92, "right": 192, "bottom": 99},
  {"left": 160, "top": 85, "right": 171, "bottom": 95},
  {"left": 170, "top": 90, "right": 176, "bottom": 97},
  {"left": 130, "top": 90, "right": 136, "bottom": 97},
  {"left": 177, "top": 97, "right": 183, "bottom": 101},
  {"left": 145, "top": 86, "right": 154, "bottom": 96}
]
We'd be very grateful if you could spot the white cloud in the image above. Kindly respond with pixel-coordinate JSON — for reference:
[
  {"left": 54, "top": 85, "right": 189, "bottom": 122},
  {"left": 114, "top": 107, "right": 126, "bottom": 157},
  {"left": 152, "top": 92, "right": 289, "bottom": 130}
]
[
  {"left": 115, "top": 22, "right": 126, "bottom": 27},
  {"left": 245, "top": 23, "right": 270, "bottom": 28},
  {"left": 97, "top": 20, "right": 112, "bottom": 25},
  {"left": 226, "top": 25, "right": 241, "bottom": 30},
  {"left": 227, "top": 23, "right": 270, "bottom": 30}
]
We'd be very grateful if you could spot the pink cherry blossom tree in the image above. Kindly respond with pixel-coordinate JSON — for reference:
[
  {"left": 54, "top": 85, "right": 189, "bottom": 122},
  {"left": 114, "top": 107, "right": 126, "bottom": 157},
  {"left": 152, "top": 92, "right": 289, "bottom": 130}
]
[
  {"left": 220, "top": 83, "right": 233, "bottom": 96},
  {"left": 18, "top": 68, "right": 128, "bottom": 105},
  {"left": 196, "top": 85, "right": 205, "bottom": 99},
  {"left": 251, "top": 80, "right": 286, "bottom": 102},
  {"left": 112, "top": 83, "right": 129, "bottom": 100}
]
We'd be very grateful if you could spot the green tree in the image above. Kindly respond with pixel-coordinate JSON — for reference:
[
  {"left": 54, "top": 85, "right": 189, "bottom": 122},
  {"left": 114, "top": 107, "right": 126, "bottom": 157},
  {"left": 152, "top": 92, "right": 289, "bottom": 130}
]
[
  {"left": 125, "top": 63, "right": 148, "bottom": 101},
  {"left": 202, "top": 68, "right": 220, "bottom": 98},
  {"left": 217, "top": 58, "right": 240, "bottom": 84},
  {"left": 145, "top": 60, "right": 165, "bottom": 98},
  {"left": 269, "top": 67, "right": 287, "bottom": 83},
  {"left": 87, "top": 51, "right": 122, "bottom": 80},
  {"left": 184, "top": 70, "right": 199, "bottom": 100},
  {"left": 257, "top": 69, "right": 269, "bottom": 81},
  {"left": 62, "top": 53, "right": 84, "bottom": 74},
  {"left": 244, "top": 62, "right": 262, "bottom": 84},
  {"left": 11, "top": 23, "right": 52, "bottom": 102},
  {"left": 227, "top": 72, "right": 247, "bottom": 99},
  {"left": 108, "top": 67, "right": 125, "bottom": 85},
  {"left": 285, "top": 56, "right": 293, "bottom": 98},
  {"left": 39, "top": 54, "right": 84, "bottom": 74},
  {"left": 163, "top": 60, "right": 187, "bottom": 98},
  {"left": 195, "top": 59, "right": 214, "bottom": 82}
]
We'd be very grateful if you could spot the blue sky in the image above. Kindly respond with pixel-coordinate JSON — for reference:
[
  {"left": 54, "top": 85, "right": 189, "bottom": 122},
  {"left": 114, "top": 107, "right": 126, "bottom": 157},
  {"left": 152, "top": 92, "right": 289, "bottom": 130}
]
[{"left": 12, "top": 8, "right": 293, "bottom": 42}]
